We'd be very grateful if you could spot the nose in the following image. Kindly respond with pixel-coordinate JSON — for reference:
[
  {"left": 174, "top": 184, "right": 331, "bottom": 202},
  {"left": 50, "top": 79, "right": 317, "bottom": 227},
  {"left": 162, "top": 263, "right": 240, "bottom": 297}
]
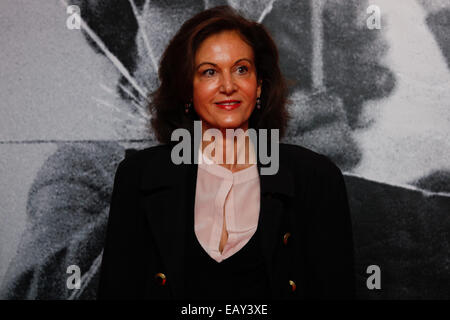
[{"left": 219, "top": 71, "right": 237, "bottom": 95}]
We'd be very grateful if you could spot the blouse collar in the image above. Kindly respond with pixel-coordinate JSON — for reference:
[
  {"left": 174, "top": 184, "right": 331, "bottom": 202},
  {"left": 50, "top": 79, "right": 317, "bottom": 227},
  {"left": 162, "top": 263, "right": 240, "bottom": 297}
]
[{"left": 197, "top": 142, "right": 258, "bottom": 184}]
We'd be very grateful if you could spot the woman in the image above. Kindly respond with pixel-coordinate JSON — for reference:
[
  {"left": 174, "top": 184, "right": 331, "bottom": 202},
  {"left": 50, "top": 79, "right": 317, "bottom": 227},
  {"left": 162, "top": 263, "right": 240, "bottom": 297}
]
[{"left": 97, "top": 5, "right": 355, "bottom": 300}]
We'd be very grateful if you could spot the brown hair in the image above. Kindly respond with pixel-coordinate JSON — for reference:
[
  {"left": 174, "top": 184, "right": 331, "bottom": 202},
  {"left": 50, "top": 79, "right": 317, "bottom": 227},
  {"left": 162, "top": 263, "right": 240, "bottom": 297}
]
[{"left": 148, "top": 5, "right": 290, "bottom": 144}]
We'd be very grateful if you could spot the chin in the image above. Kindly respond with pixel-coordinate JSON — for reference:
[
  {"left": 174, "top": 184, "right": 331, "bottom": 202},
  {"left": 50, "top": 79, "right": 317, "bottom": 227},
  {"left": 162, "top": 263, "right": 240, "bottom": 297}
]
[
  {"left": 215, "top": 120, "right": 248, "bottom": 131},
  {"left": 212, "top": 115, "right": 251, "bottom": 129}
]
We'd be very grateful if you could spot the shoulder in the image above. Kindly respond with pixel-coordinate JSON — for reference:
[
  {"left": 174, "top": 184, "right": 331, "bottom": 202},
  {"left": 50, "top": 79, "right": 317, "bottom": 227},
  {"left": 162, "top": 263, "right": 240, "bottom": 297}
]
[
  {"left": 279, "top": 142, "right": 343, "bottom": 180},
  {"left": 112, "top": 144, "right": 174, "bottom": 185},
  {"left": 118, "top": 143, "right": 172, "bottom": 168}
]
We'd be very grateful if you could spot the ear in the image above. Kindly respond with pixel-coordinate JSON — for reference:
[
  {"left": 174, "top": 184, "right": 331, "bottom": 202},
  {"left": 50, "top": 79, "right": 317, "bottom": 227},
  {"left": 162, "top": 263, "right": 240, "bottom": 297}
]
[{"left": 257, "top": 79, "right": 262, "bottom": 98}]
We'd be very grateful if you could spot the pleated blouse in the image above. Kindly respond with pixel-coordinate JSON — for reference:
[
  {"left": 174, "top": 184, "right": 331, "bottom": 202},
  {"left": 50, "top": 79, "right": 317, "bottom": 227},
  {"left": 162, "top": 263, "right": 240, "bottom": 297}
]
[{"left": 194, "top": 144, "right": 261, "bottom": 263}]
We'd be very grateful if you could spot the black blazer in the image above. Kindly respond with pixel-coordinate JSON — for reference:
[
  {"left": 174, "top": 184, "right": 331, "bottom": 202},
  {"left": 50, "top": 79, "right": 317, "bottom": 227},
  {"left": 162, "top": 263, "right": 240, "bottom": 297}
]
[{"left": 97, "top": 141, "right": 355, "bottom": 300}]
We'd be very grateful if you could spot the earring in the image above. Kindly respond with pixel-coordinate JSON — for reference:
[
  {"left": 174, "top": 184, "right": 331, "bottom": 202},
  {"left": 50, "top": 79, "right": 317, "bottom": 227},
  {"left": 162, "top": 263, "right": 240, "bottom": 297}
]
[
  {"left": 256, "top": 97, "right": 261, "bottom": 109},
  {"left": 185, "top": 102, "right": 192, "bottom": 114}
]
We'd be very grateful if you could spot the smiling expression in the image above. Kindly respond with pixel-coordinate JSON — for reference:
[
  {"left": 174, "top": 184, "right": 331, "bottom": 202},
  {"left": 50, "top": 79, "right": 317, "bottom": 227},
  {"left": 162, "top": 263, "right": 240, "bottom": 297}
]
[{"left": 193, "top": 30, "right": 262, "bottom": 133}]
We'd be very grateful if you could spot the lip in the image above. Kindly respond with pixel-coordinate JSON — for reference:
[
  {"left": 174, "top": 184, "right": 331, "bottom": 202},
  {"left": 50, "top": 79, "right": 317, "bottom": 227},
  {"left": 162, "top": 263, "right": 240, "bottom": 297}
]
[{"left": 215, "top": 100, "right": 241, "bottom": 110}]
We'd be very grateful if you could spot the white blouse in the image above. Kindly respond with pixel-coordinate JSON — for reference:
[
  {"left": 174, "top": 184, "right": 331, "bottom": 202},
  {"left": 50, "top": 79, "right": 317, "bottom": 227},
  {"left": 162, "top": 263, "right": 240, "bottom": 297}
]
[{"left": 194, "top": 145, "right": 261, "bottom": 263}]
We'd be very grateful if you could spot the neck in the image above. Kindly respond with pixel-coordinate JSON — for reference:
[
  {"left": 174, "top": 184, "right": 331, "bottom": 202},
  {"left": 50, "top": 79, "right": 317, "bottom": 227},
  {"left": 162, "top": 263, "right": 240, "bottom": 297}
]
[{"left": 200, "top": 121, "right": 255, "bottom": 172}]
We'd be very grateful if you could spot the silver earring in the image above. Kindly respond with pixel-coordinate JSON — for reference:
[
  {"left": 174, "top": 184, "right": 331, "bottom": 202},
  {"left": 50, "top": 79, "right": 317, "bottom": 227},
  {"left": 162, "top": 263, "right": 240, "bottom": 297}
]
[
  {"left": 185, "top": 102, "right": 192, "bottom": 114},
  {"left": 256, "top": 97, "right": 261, "bottom": 109}
]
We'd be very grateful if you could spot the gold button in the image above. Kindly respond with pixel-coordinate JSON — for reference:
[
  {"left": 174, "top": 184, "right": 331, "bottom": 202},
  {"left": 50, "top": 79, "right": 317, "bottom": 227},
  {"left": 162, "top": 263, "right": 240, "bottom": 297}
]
[
  {"left": 289, "top": 280, "right": 296, "bottom": 292},
  {"left": 155, "top": 272, "right": 167, "bottom": 286},
  {"left": 283, "top": 232, "right": 291, "bottom": 246}
]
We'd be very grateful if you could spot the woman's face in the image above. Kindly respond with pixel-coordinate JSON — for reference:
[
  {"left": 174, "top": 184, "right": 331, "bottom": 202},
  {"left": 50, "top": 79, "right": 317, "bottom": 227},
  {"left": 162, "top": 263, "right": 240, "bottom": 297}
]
[{"left": 193, "top": 30, "right": 261, "bottom": 132}]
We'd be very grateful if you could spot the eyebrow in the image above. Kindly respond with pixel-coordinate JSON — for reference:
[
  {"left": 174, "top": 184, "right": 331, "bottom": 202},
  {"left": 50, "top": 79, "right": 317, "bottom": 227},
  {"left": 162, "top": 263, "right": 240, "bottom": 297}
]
[{"left": 195, "top": 58, "right": 253, "bottom": 70}]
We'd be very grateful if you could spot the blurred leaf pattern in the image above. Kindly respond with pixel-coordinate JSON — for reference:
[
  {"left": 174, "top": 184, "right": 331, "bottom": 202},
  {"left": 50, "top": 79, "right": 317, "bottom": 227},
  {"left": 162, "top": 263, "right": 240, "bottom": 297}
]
[{"left": 1, "top": 0, "right": 449, "bottom": 300}]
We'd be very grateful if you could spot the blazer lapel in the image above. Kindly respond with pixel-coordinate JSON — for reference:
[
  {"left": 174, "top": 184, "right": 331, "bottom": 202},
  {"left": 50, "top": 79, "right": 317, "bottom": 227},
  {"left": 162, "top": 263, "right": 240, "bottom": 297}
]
[
  {"left": 257, "top": 151, "right": 295, "bottom": 295},
  {"left": 140, "top": 139, "right": 295, "bottom": 298},
  {"left": 140, "top": 143, "right": 197, "bottom": 299}
]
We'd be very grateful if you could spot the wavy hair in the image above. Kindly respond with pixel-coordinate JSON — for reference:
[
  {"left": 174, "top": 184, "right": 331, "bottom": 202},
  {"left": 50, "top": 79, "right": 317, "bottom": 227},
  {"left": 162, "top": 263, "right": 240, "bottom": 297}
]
[{"left": 148, "top": 5, "right": 290, "bottom": 144}]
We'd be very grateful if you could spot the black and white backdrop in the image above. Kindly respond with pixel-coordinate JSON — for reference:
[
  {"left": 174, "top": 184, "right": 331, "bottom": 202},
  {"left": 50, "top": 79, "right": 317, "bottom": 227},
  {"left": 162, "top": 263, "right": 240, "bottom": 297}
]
[{"left": 0, "top": 0, "right": 449, "bottom": 299}]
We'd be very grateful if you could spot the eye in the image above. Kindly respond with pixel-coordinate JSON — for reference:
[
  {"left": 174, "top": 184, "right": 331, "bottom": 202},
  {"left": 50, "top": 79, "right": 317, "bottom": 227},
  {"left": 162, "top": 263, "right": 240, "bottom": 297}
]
[
  {"left": 202, "top": 69, "right": 216, "bottom": 77},
  {"left": 236, "top": 65, "right": 249, "bottom": 74}
]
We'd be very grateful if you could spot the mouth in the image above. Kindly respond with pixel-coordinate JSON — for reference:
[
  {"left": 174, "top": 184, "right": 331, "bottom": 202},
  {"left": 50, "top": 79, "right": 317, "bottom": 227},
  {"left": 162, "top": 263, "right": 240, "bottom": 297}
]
[{"left": 214, "top": 100, "right": 241, "bottom": 110}]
